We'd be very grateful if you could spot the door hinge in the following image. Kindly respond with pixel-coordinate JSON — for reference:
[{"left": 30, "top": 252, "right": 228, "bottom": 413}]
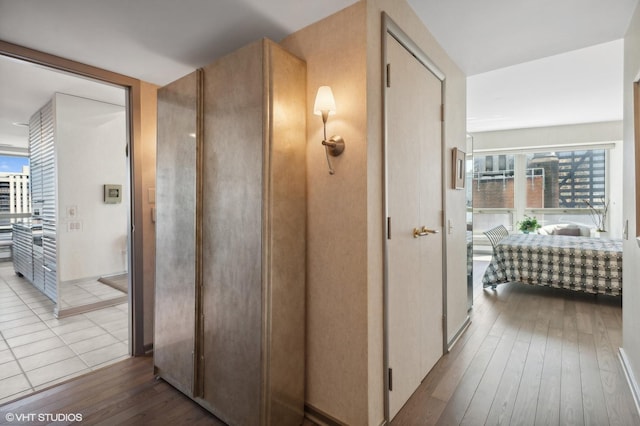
[
  {"left": 386, "top": 63, "right": 391, "bottom": 88},
  {"left": 125, "top": 144, "right": 129, "bottom": 157},
  {"left": 440, "top": 104, "right": 445, "bottom": 122},
  {"left": 388, "top": 368, "right": 393, "bottom": 391},
  {"left": 387, "top": 217, "right": 392, "bottom": 240}
]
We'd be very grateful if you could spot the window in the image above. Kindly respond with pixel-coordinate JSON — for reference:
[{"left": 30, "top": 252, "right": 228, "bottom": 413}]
[
  {"left": 525, "top": 150, "right": 606, "bottom": 209},
  {"left": 473, "top": 147, "right": 609, "bottom": 237},
  {"left": 472, "top": 154, "right": 516, "bottom": 232},
  {"left": 472, "top": 154, "right": 515, "bottom": 209}
]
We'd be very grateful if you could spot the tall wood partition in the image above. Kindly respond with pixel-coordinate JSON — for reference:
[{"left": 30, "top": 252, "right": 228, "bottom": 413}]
[{"left": 154, "top": 39, "right": 306, "bottom": 425}]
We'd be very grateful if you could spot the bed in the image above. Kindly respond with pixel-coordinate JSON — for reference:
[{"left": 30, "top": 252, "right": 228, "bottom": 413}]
[{"left": 482, "top": 233, "right": 622, "bottom": 296}]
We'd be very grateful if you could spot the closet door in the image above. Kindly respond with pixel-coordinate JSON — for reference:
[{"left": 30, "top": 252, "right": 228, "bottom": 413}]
[
  {"left": 155, "top": 38, "right": 305, "bottom": 426},
  {"left": 265, "top": 41, "right": 306, "bottom": 424},
  {"left": 154, "top": 70, "right": 199, "bottom": 396},
  {"left": 201, "top": 40, "right": 264, "bottom": 426},
  {"left": 386, "top": 34, "right": 444, "bottom": 420},
  {"left": 199, "top": 39, "right": 306, "bottom": 426}
]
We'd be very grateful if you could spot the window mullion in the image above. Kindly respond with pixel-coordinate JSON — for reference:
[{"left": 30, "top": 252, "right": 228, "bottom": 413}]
[{"left": 514, "top": 153, "right": 527, "bottom": 229}]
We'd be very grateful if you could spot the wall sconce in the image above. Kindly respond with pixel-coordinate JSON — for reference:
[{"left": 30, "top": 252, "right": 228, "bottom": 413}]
[{"left": 314, "top": 86, "right": 345, "bottom": 175}]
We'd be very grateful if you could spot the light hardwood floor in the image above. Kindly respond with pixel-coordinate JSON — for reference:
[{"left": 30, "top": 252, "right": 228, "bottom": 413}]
[
  {"left": 1, "top": 261, "right": 637, "bottom": 425},
  {"left": 0, "top": 356, "right": 318, "bottom": 425},
  {"left": 0, "top": 355, "right": 226, "bottom": 425},
  {"left": 392, "top": 261, "right": 639, "bottom": 425}
]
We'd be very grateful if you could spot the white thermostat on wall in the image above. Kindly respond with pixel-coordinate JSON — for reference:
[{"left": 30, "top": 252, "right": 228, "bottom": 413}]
[{"left": 104, "top": 184, "right": 122, "bottom": 204}]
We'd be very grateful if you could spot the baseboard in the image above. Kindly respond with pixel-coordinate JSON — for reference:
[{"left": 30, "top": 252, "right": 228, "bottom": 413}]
[
  {"left": 619, "top": 348, "right": 640, "bottom": 417},
  {"left": 143, "top": 343, "right": 153, "bottom": 355},
  {"left": 447, "top": 315, "right": 471, "bottom": 351},
  {"left": 304, "top": 404, "right": 388, "bottom": 426},
  {"left": 55, "top": 295, "right": 128, "bottom": 318},
  {"left": 304, "top": 404, "right": 346, "bottom": 426},
  {"left": 98, "top": 273, "right": 128, "bottom": 294}
]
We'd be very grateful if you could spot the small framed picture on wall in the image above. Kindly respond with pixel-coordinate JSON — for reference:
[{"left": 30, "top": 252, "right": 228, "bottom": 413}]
[{"left": 453, "top": 147, "right": 466, "bottom": 190}]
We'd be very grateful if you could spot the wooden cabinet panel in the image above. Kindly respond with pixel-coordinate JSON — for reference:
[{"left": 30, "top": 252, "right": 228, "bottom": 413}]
[{"left": 155, "top": 39, "right": 305, "bottom": 426}]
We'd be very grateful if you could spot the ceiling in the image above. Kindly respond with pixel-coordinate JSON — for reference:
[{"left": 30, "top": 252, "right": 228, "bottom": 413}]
[
  {"left": 467, "top": 39, "right": 624, "bottom": 132},
  {"left": 408, "top": 0, "right": 637, "bottom": 76},
  {"left": 0, "top": 0, "right": 638, "bottom": 150},
  {"left": 409, "top": 0, "right": 637, "bottom": 133}
]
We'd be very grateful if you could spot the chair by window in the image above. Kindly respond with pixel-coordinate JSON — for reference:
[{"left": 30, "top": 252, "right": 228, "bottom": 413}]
[{"left": 484, "top": 225, "right": 509, "bottom": 252}]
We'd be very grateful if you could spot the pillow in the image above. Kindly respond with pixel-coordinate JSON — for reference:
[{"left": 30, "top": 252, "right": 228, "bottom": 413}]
[
  {"left": 537, "top": 225, "right": 553, "bottom": 235},
  {"left": 555, "top": 227, "right": 581, "bottom": 236}
]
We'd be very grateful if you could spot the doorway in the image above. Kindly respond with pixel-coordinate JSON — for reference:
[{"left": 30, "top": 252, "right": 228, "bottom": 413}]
[
  {"left": 383, "top": 16, "right": 447, "bottom": 421},
  {"left": 0, "top": 41, "right": 145, "bottom": 403}
]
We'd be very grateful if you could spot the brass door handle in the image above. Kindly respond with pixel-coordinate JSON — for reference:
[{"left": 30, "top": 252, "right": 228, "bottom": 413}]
[
  {"left": 413, "top": 227, "right": 428, "bottom": 238},
  {"left": 413, "top": 226, "right": 439, "bottom": 238}
]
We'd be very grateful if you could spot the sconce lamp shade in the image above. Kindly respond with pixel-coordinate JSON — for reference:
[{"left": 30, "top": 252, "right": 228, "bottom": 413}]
[{"left": 313, "top": 86, "right": 336, "bottom": 116}]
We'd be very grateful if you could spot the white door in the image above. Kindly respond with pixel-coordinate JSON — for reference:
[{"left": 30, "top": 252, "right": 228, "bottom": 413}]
[{"left": 386, "top": 34, "right": 444, "bottom": 420}]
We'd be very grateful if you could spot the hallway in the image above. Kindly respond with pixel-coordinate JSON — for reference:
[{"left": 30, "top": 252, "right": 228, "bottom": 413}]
[
  {"left": 1, "top": 259, "right": 638, "bottom": 424},
  {"left": 392, "top": 260, "right": 638, "bottom": 425}
]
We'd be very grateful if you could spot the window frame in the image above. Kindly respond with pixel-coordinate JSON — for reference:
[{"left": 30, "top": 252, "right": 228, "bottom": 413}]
[{"left": 473, "top": 146, "right": 611, "bottom": 232}]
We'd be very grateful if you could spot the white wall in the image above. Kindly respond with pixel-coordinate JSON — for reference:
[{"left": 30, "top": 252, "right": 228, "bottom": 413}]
[
  {"left": 471, "top": 121, "right": 624, "bottom": 238},
  {"left": 54, "top": 93, "right": 128, "bottom": 282},
  {"left": 471, "top": 121, "right": 622, "bottom": 150},
  {"left": 622, "top": 0, "right": 640, "bottom": 407}
]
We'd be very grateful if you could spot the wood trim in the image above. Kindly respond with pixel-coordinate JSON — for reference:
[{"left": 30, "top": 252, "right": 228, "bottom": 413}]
[
  {"left": 634, "top": 81, "right": 640, "bottom": 240},
  {"left": 129, "top": 79, "right": 145, "bottom": 357},
  {"left": 261, "top": 38, "right": 272, "bottom": 424},
  {"left": 56, "top": 296, "right": 128, "bottom": 318},
  {"left": 0, "top": 40, "right": 138, "bottom": 87},
  {"left": 0, "top": 39, "right": 146, "bottom": 356},
  {"left": 304, "top": 403, "right": 347, "bottom": 426},
  {"left": 619, "top": 348, "right": 640, "bottom": 417},
  {"left": 193, "top": 67, "right": 205, "bottom": 397},
  {"left": 447, "top": 315, "right": 471, "bottom": 350}
]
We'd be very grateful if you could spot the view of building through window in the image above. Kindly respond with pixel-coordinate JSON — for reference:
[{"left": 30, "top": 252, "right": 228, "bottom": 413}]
[
  {"left": 473, "top": 154, "right": 515, "bottom": 209},
  {"left": 0, "top": 155, "right": 30, "bottom": 259},
  {"left": 0, "top": 155, "right": 30, "bottom": 214},
  {"left": 472, "top": 148, "right": 608, "bottom": 234}
]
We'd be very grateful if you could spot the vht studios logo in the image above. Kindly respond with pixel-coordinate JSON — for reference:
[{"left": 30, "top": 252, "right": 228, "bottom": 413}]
[{"left": 4, "top": 412, "right": 83, "bottom": 423}]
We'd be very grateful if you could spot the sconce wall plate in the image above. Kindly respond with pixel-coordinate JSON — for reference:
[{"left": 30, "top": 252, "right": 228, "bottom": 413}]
[{"left": 322, "top": 135, "right": 345, "bottom": 156}]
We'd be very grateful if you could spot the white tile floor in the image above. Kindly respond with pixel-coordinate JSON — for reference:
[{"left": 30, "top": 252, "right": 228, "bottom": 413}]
[
  {"left": 0, "top": 264, "right": 129, "bottom": 404},
  {"left": 58, "top": 278, "right": 126, "bottom": 310}
]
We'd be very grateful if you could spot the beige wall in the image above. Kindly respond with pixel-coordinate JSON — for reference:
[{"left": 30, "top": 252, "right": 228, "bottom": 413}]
[
  {"left": 622, "top": 0, "right": 640, "bottom": 405},
  {"left": 282, "top": 3, "right": 370, "bottom": 424},
  {"left": 140, "top": 81, "right": 158, "bottom": 349},
  {"left": 282, "top": 0, "right": 467, "bottom": 423}
]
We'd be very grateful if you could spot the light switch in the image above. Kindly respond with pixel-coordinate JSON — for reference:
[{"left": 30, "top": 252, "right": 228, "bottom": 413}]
[
  {"left": 66, "top": 205, "right": 78, "bottom": 218},
  {"left": 67, "top": 221, "right": 82, "bottom": 232}
]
